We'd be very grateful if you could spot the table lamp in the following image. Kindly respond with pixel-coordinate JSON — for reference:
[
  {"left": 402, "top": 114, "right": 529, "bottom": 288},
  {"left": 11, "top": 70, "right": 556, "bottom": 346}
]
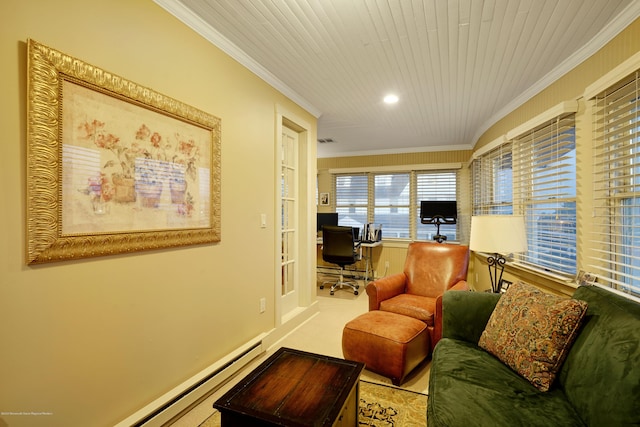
[{"left": 469, "top": 215, "right": 528, "bottom": 293}]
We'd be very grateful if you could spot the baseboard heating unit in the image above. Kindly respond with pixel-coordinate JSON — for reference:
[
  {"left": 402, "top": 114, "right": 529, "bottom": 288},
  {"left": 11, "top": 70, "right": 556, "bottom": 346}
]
[{"left": 115, "top": 336, "right": 265, "bottom": 427}]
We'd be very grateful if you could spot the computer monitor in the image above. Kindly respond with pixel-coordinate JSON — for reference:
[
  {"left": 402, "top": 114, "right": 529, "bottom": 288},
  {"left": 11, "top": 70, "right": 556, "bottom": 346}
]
[
  {"left": 420, "top": 200, "right": 457, "bottom": 243},
  {"left": 420, "top": 201, "right": 457, "bottom": 223},
  {"left": 317, "top": 212, "right": 339, "bottom": 232}
]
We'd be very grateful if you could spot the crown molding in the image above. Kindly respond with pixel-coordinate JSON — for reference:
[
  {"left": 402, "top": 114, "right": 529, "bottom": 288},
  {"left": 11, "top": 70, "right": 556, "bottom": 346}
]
[
  {"left": 317, "top": 143, "right": 472, "bottom": 159},
  {"left": 154, "top": 0, "right": 322, "bottom": 118},
  {"left": 472, "top": 1, "right": 640, "bottom": 149}
]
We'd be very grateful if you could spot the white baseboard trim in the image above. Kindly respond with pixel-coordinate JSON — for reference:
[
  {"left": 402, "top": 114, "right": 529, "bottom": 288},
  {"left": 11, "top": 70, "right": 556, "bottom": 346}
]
[
  {"left": 115, "top": 302, "right": 319, "bottom": 426},
  {"left": 264, "top": 300, "right": 320, "bottom": 351},
  {"left": 115, "top": 335, "right": 265, "bottom": 427}
]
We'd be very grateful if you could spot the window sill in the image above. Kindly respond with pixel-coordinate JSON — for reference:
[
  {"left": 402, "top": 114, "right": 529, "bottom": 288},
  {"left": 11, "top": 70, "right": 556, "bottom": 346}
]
[
  {"left": 380, "top": 238, "right": 463, "bottom": 249},
  {"left": 473, "top": 252, "right": 578, "bottom": 296},
  {"left": 510, "top": 262, "right": 576, "bottom": 286}
]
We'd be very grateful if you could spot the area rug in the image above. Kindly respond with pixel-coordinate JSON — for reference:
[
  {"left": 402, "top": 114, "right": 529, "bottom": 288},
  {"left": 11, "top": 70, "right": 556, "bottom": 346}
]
[
  {"left": 358, "top": 380, "right": 428, "bottom": 426},
  {"left": 199, "top": 380, "right": 428, "bottom": 426}
]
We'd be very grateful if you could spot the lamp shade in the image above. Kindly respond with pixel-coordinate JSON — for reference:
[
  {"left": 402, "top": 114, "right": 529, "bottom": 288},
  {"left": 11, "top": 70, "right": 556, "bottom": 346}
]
[{"left": 469, "top": 215, "right": 528, "bottom": 254}]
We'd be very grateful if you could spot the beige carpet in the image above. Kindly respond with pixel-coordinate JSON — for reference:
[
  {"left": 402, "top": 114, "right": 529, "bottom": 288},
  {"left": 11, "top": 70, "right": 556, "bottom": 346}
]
[
  {"left": 172, "top": 289, "right": 430, "bottom": 426},
  {"left": 199, "top": 380, "right": 427, "bottom": 426}
]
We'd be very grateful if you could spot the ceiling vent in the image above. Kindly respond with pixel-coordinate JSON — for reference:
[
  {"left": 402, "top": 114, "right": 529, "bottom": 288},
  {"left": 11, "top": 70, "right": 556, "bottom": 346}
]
[{"left": 317, "top": 137, "right": 337, "bottom": 144}]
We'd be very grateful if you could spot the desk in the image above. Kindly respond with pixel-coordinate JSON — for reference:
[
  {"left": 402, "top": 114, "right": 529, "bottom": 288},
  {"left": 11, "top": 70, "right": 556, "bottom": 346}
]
[
  {"left": 213, "top": 347, "right": 365, "bottom": 426},
  {"left": 317, "top": 238, "right": 382, "bottom": 282}
]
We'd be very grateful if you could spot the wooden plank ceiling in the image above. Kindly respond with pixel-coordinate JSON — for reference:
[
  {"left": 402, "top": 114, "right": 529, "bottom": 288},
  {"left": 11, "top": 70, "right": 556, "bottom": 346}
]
[{"left": 159, "top": 0, "right": 639, "bottom": 157}]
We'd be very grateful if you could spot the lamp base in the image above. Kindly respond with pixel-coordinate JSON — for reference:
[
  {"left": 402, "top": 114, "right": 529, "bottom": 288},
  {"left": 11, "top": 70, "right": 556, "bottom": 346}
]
[{"left": 486, "top": 253, "right": 506, "bottom": 293}]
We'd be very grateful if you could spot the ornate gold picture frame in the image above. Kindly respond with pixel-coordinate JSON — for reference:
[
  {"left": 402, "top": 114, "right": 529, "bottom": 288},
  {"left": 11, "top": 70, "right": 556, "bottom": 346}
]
[{"left": 26, "top": 39, "right": 221, "bottom": 264}]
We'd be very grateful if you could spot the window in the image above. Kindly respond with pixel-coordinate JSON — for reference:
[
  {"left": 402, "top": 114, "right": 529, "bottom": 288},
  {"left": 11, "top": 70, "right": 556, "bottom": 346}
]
[
  {"left": 333, "top": 169, "right": 459, "bottom": 240},
  {"left": 335, "top": 174, "right": 368, "bottom": 230},
  {"left": 416, "top": 171, "right": 457, "bottom": 240},
  {"left": 374, "top": 173, "right": 410, "bottom": 238},
  {"left": 591, "top": 70, "right": 640, "bottom": 296},
  {"left": 513, "top": 115, "right": 577, "bottom": 275},
  {"left": 472, "top": 144, "right": 513, "bottom": 215}
]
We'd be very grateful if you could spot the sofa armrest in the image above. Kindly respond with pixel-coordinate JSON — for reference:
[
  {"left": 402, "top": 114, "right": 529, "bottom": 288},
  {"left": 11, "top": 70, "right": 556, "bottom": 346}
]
[
  {"left": 441, "top": 291, "right": 501, "bottom": 344},
  {"left": 365, "top": 273, "right": 406, "bottom": 311},
  {"left": 433, "top": 280, "right": 470, "bottom": 347}
]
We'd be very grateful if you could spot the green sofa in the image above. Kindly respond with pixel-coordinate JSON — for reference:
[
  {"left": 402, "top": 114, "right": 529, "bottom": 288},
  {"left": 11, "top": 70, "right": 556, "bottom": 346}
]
[{"left": 427, "top": 285, "right": 640, "bottom": 427}]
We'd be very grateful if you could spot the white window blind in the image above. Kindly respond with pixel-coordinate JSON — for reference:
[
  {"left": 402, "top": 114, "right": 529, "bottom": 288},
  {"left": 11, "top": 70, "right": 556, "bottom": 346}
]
[
  {"left": 334, "top": 174, "right": 368, "bottom": 230},
  {"left": 374, "top": 173, "right": 410, "bottom": 238},
  {"left": 416, "top": 171, "right": 457, "bottom": 241},
  {"left": 513, "top": 114, "right": 577, "bottom": 275},
  {"left": 591, "top": 70, "right": 640, "bottom": 296},
  {"left": 472, "top": 143, "right": 513, "bottom": 215},
  {"left": 332, "top": 169, "right": 459, "bottom": 240}
]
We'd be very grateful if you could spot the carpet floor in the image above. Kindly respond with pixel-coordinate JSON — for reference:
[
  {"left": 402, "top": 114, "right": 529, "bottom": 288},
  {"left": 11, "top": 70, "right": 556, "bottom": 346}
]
[
  {"left": 198, "top": 379, "right": 428, "bottom": 426},
  {"left": 171, "top": 286, "right": 430, "bottom": 426}
]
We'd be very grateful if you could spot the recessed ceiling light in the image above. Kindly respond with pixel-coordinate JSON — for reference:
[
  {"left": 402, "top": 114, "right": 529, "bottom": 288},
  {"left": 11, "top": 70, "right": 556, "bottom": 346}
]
[{"left": 383, "top": 94, "right": 399, "bottom": 104}]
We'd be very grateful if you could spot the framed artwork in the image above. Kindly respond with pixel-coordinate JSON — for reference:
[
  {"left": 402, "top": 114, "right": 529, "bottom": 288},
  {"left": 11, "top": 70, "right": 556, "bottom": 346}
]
[
  {"left": 319, "top": 192, "right": 330, "bottom": 206},
  {"left": 26, "top": 39, "right": 221, "bottom": 264},
  {"left": 499, "top": 279, "right": 513, "bottom": 293}
]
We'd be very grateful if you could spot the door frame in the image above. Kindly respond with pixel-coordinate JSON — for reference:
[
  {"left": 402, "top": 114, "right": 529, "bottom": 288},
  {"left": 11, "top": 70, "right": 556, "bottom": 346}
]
[{"left": 274, "top": 105, "right": 316, "bottom": 326}]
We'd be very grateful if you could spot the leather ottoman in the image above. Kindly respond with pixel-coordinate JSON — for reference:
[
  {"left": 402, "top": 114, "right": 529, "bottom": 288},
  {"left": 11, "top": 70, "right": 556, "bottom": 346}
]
[{"left": 342, "top": 310, "right": 430, "bottom": 385}]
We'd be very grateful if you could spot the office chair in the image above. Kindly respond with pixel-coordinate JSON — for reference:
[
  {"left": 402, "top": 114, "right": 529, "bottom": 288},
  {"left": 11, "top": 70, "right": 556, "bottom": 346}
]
[{"left": 320, "top": 225, "right": 361, "bottom": 295}]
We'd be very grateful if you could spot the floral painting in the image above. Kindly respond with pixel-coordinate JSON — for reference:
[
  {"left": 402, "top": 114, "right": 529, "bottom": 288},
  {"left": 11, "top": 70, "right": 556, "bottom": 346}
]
[
  {"left": 61, "top": 80, "right": 211, "bottom": 235},
  {"left": 26, "top": 39, "right": 220, "bottom": 264}
]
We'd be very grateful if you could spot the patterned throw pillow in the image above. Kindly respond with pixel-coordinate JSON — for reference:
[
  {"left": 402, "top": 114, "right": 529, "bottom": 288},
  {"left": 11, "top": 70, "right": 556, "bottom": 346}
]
[{"left": 478, "top": 281, "right": 588, "bottom": 391}]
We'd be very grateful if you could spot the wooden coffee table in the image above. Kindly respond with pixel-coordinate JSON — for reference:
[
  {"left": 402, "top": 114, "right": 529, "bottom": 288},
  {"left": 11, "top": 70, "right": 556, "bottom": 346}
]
[{"left": 213, "top": 347, "right": 365, "bottom": 426}]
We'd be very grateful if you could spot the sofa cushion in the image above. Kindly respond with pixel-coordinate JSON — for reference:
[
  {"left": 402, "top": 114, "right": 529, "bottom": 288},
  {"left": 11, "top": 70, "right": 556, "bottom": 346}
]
[
  {"left": 441, "top": 290, "right": 500, "bottom": 344},
  {"left": 557, "top": 285, "right": 640, "bottom": 426},
  {"left": 428, "top": 339, "right": 584, "bottom": 427},
  {"left": 478, "top": 281, "right": 588, "bottom": 391}
]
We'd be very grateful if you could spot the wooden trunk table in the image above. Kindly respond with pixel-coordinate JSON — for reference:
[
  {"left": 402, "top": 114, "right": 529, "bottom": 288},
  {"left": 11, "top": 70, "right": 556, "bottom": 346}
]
[{"left": 213, "top": 347, "right": 365, "bottom": 426}]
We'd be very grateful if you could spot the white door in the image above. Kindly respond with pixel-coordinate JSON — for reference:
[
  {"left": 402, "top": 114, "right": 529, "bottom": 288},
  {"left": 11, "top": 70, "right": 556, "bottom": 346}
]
[{"left": 280, "top": 126, "right": 299, "bottom": 316}]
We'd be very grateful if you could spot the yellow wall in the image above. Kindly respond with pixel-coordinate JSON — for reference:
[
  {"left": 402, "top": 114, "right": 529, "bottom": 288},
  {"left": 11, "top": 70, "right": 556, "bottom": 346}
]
[{"left": 0, "top": 1, "right": 315, "bottom": 426}]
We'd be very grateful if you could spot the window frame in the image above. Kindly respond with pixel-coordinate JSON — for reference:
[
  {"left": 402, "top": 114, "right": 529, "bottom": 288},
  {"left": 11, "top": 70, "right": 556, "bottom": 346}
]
[
  {"left": 332, "top": 168, "right": 460, "bottom": 241},
  {"left": 512, "top": 114, "right": 577, "bottom": 276},
  {"left": 590, "top": 70, "right": 640, "bottom": 296},
  {"left": 472, "top": 143, "right": 513, "bottom": 215}
]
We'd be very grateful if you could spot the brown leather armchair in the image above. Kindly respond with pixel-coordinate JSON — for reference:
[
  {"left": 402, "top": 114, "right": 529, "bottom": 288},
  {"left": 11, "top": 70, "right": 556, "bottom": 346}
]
[{"left": 366, "top": 242, "right": 470, "bottom": 349}]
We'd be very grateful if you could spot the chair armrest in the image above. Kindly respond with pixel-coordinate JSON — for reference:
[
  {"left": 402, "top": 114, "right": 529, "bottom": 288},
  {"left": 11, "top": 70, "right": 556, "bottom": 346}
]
[
  {"left": 449, "top": 280, "right": 470, "bottom": 292},
  {"left": 441, "top": 290, "right": 501, "bottom": 344},
  {"left": 433, "top": 281, "right": 470, "bottom": 347},
  {"left": 365, "top": 273, "right": 406, "bottom": 311}
]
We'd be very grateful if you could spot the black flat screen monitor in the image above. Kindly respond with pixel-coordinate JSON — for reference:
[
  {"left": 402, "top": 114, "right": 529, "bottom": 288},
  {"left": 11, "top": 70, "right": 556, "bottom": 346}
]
[
  {"left": 420, "top": 201, "right": 457, "bottom": 223},
  {"left": 317, "top": 212, "right": 339, "bottom": 232}
]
